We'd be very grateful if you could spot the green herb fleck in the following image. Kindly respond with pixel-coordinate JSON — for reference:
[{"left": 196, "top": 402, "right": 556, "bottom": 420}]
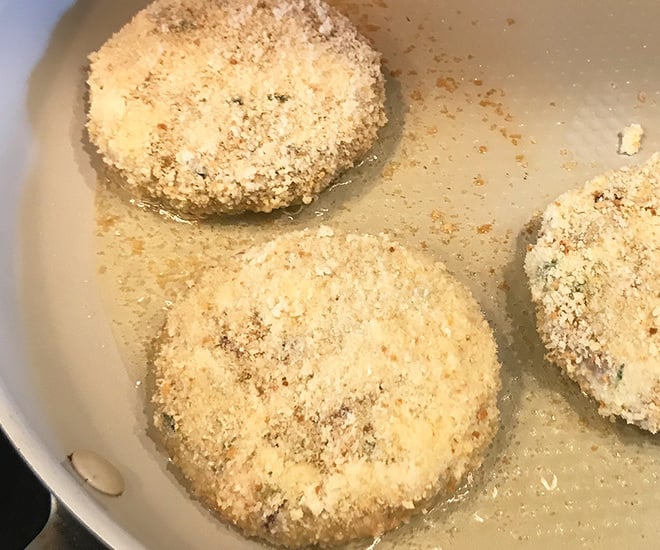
[
  {"left": 538, "top": 258, "right": 558, "bottom": 280},
  {"left": 268, "top": 93, "right": 290, "bottom": 103},
  {"left": 263, "top": 501, "right": 286, "bottom": 530},
  {"left": 363, "top": 439, "right": 376, "bottom": 455},
  {"left": 162, "top": 412, "right": 176, "bottom": 432},
  {"left": 168, "top": 19, "right": 197, "bottom": 33},
  {"left": 571, "top": 281, "right": 586, "bottom": 294},
  {"left": 616, "top": 364, "right": 625, "bottom": 382}
]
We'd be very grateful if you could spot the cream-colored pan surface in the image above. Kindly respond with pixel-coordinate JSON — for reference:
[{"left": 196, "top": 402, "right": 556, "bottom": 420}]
[{"left": 16, "top": 0, "right": 660, "bottom": 548}]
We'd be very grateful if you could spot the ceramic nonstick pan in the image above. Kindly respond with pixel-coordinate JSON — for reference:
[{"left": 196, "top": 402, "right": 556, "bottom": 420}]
[{"left": 2, "top": 1, "right": 660, "bottom": 548}]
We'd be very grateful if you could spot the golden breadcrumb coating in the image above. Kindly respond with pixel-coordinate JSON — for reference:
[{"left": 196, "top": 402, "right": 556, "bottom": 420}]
[
  {"left": 152, "top": 227, "right": 501, "bottom": 547},
  {"left": 87, "top": 0, "right": 387, "bottom": 217},
  {"left": 526, "top": 154, "right": 660, "bottom": 432}
]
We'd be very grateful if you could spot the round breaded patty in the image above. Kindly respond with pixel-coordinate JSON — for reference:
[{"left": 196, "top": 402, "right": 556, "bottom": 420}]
[
  {"left": 525, "top": 154, "right": 660, "bottom": 432},
  {"left": 151, "top": 227, "right": 501, "bottom": 547},
  {"left": 87, "top": 0, "right": 387, "bottom": 217}
]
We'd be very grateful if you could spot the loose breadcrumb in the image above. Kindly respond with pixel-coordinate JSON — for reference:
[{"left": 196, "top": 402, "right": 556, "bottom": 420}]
[
  {"left": 151, "top": 228, "right": 501, "bottom": 547},
  {"left": 87, "top": 0, "right": 387, "bottom": 217},
  {"left": 618, "top": 123, "right": 644, "bottom": 156},
  {"left": 525, "top": 154, "right": 660, "bottom": 432}
]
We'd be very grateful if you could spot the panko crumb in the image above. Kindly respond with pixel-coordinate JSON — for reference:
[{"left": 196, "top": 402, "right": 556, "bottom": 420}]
[
  {"left": 525, "top": 154, "right": 660, "bottom": 432},
  {"left": 151, "top": 229, "right": 501, "bottom": 548},
  {"left": 87, "top": 0, "right": 387, "bottom": 217},
  {"left": 618, "top": 123, "right": 644, "bottom": 156}
]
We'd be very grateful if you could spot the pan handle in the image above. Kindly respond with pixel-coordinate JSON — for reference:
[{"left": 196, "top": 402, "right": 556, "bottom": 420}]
[{"left": 26, "top": 496, "right": 107, "bottom": 550}]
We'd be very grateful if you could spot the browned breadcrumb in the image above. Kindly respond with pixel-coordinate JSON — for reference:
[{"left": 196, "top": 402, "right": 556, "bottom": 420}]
[
  {"left": 525, "top": 154, "right": 660, "bottom": 432},
  {"left": 87, "top": 0, "right": 387, "bottom": 217},
  {"left": 152, "top": 227, "right": 501, "bottom": 547},
  {"left": 473, "top": 174, "right": 485, "bottom": 186}
]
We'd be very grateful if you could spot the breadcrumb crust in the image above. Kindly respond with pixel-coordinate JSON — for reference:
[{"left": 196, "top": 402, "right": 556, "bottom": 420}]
[
  {"left": 87, "top": 0, "right": 387, "bottom": 217},
  {"left": 152, "top": 228, "right": 501, "bottom": 547},
  {"left": 525, "top": 154, "right": 660, "bottom": 432}
]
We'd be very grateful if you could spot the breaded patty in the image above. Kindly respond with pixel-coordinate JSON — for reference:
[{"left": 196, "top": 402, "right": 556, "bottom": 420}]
[
  {"left": 87, "top": 0, "right": 386, "bottom": 217},
  {"left": 151, "top": 227, "right": 501, "bottom": 548},
  {"left": 525, "top": 154, "right": 660, "bottom": 432}
]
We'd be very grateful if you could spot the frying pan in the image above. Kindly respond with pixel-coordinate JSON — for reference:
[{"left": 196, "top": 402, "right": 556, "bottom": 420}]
[{"left": 2, "top": 1, "right": 660, "bottom": 549}]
